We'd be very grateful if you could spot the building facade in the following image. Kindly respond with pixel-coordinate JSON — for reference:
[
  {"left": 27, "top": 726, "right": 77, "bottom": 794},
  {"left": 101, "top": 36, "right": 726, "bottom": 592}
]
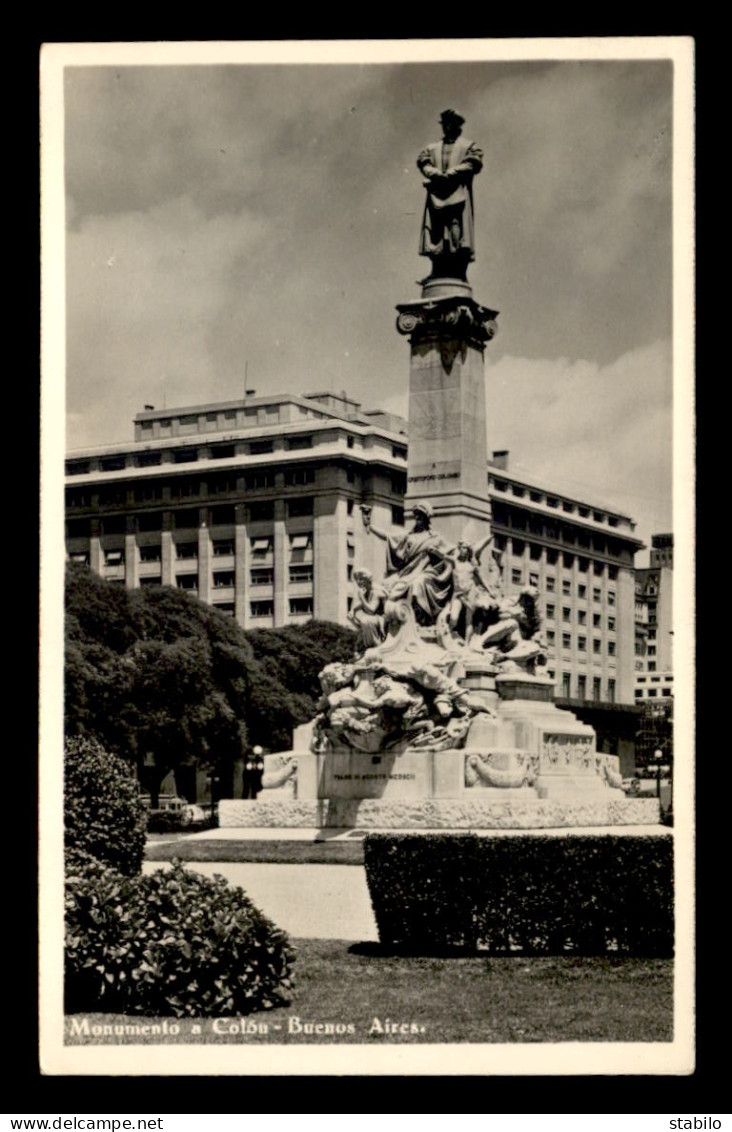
[
  {"left": 634, "top": 533, "right": 674, "bottom": 704},
  {"left": 65, "top": 390, "right": 644, "bottom": 706}
]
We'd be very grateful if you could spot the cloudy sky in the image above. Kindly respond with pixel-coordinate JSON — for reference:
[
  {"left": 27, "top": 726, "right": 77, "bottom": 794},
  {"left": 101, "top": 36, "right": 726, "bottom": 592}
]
[{"left": 53, "top": 41, "right": 690, "bottom": 566}]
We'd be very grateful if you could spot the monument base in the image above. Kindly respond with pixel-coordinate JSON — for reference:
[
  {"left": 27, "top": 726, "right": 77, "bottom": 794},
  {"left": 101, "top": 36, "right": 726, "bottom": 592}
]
[{"left": 218, "top": 796, "right": 660, "bottom": 829}]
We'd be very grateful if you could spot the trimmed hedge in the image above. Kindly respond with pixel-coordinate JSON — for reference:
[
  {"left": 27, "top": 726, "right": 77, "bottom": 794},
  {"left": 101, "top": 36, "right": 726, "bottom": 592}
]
[
  {"left": 65, "top": 856, "right": 296, "bottom": 1017},
  {"left": 64, "top": 737, "right": 148, "bottom": 876},
  {"left": 364, "top": 833, "right": 674, "bottom": 956}
]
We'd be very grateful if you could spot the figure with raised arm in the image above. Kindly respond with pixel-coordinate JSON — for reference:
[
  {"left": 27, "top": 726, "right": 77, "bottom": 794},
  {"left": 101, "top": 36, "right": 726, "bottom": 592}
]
[
  {"left": 360, "top": 501, "right": 453, "bottom": 626},
  {"left": 444, "top": 533, "right": 502, "bottom": 643}
]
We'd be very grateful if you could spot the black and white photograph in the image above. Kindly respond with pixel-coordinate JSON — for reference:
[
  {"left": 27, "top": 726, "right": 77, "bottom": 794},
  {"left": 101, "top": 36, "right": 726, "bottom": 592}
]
[{"left": 39, "top": 37, "right": 695, "bottom": 1077}]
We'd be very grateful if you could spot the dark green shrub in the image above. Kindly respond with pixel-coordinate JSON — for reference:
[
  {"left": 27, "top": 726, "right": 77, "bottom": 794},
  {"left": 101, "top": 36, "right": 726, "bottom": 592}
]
[
  {"left": 364, "top": 833, "right": 674, "bottom": 956},
  {"left": 65, "top": 858, "right": 296, "bottom": 1017},
  {"left": 64, "top": 737, "right": 147, "bottom": 876}
]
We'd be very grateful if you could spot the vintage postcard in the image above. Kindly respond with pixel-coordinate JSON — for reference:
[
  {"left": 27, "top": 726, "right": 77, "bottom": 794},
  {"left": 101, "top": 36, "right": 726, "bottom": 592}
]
[{"left": 39, "top": 37, "right": 695, "bottom": 1077}]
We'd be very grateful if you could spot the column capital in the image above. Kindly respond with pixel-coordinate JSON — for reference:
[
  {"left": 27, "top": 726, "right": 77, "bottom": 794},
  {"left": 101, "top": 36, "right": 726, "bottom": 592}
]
[{"left": 396, "top": 295, "right": 499, "bottom": 349}]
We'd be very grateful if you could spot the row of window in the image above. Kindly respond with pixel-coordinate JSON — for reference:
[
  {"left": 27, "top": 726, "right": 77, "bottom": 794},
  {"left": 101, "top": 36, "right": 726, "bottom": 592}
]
[
  {"left": 634, "top": 687, "right": 673, "bottom": 699},
  {"left": 511, "top": 567, "right": 618, "bottom": 593},
  {"left": 492, "top": 481, "right": 621, "bottom": 527},
  {"left": 549, "top": 673, "right": 617, "bottom": 702},
  {"left": 500, "top": 541, "right": 621, "bottom": 576},
  {"left": 545, "top": 606, "right": 616, "bottom": 628},
  {"left": 545, "top": 630, "right": 617, "bottom": 656}
]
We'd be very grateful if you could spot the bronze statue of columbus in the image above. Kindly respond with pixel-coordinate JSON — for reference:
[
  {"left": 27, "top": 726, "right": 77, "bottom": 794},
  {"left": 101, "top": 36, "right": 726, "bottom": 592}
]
[{"left": 417, "top": 109, "right": 483, "bottom": 282}]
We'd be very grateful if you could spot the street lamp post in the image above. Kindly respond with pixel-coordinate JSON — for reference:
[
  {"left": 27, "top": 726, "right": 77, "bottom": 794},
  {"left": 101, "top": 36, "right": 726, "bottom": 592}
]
[{"left": 654, "top": 748, "right": 663, "bottom": 800}]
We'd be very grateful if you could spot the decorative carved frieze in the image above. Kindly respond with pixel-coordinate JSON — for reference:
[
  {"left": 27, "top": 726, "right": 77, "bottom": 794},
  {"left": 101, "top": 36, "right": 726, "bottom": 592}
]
[{"left": 396, "top": 296, "right": 499, "bottom": 349}]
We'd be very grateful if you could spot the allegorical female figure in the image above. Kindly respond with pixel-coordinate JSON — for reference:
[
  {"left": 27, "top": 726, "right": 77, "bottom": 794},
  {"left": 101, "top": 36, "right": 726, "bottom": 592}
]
[
  {"left": 360, "top": 501, "right": 453, "bottom": 625},
  {"left": 417, "top": 109, "right": 483, "bottom": 280},
  {"left": 349, "top": 567, "right": 387, "bottom": 650}
]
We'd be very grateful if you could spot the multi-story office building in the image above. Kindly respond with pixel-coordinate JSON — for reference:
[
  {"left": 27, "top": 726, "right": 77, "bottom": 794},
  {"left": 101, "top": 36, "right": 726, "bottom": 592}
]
[
  {"left": 634, "top": 533, "right": 674, "bottom": 703},
  {"left": 65, "top": 389, "right": 644, "bottom": 707}
]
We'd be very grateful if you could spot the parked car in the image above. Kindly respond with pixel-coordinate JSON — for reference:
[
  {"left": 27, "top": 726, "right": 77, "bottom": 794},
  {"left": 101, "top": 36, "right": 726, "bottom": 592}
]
[{"left": 140, "top": 793, "right": 207, "bottom": 825}]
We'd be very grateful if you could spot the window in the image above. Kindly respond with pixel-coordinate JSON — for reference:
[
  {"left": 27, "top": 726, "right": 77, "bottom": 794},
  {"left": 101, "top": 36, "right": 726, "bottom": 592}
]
[
  {"left": 213, "top": 571, "right": 235, "bottom": 588},
  {"left": 175, "top": 542, "right": 198, "bottom": 559},
  {"left": 547, "top": 497, "right": 558, "bottom": 509},
  {"left": 347, "top": 436, "right": 355, "bottom": 449},
  {"left": 250, "top": 600, "right": 274, "bottom": 618},
  {"left": 173, "top": 448, "right": 198, "bottom": 464},
  {"left": 179, "top": 415, "right": 198, "bottom": 434},
  {"left": 593, "top": 587, "right": 601, "bottom": 602},
  {"left": 530, "top": 491, "right": 543, "bottom": 503},
  {"left": 562, "top": 501, "right": 574, "bottom": 513},
  {"left": 511, "top": 568, "right": 522, "bottom": 585},
  {"left": 392, "top": 446, "right": 407, "bottom": 460},
  {"left": 68, "top": 551, "right": 89, "bottom": 564},
  {"left": 562, "top": 633, "right": 571, "bottom": 649},
  {"left": 67, "top": 460, "right": 90, "bottom": 475},
  {"left": 578, "top": 584, "right": 587, "bottom": 599},
  {"left": 608, "top": 641, "right": 616, "bottom": 657},
  {"left": 607, "top": 590, "right": 616, "bottom": 607},
  {"left": 67, "top": 488, "right": 92, "bottom": 508},
  {"left": 561, "top": 673, "right": 571, "bottom": 697},
  {"left": 390, "top": 475, "right": 405, "bottom": 495},
  {"left": 635, "top": 689, "right": 643, "bottom": 698},
  {"left": 391, "top": 505, "right": 405, "bottom": 526},
  {"left": 608, "top": 679, "right": 616, "bottom": 703},
  {"left": 529, "top": 571, "right": 539, "bottom": 587},
  {"left": 171, "top": 477, "right": 199, "bottom": 500},
  {"left": 511, "top": 539, "right": 525, "bottom": 557},
  {"left": 139, "top": 576, "right": 160, "bottom": 586},
  {"left": 563, "top": 553, "right": 574, "bottom": 569},
  {"left": 289, "top": 597, "right": 313, "bottom": 615},
  {"left": 546, "top": 630, "right": 555, "bottom": 645},
  {"left": 577, "top": 558, "right": 589, "bottom": 573},
  {"left": 648, "top": 629, "right": 656, "bottom": 640},
  {"left": 291, "top": 534, "right": 313, "bottom": 552},
  {"left": 577, "top": 610, "right": 586, "bottom": 625},
  {"left": 562, "top": 607, "right": 571, "bottom": 622},
  {"left": 648, "top": 645, "right": 656, "bottom": 656},
  {"left": 210, "top": 444, "right": 235, "bottom": 459},
  {"left": 101, "top": 516, "right": 125, "bottom": 535},
  {"left": 251, "top": 537, "right": 273, "bottom": 558},
  {"left": 105, "top": 549, "right": 125, "bottom": 566},
  {"left": 577, "top": 636, "right": 586, "bottom": 651},
  {"left": 287, "top": 435, "right": 313, "bottom": 450},
  {"left": 208, "top": 474, "right": 237, "bottom": 496},
  {"left": 138, "top": 512, "right": 162, "bottom": 532},
  {"left": 101, "top": 455, "right": 127, "bottom": 472},
  {"left": 648, "top": 660, "right": 656, "bottom": 671},
  {"left": 593, "top": 639, "right": 601, "bottom": 655},
  {"left": 213, "top": 539, "right": 234, "bottom": 557},
  {"left": 99, "top": 487, "right": 127, "bottom": 507},
  {"left": 346, "top": 468, "right": 356, "bottom": 485},
  {"left": 562, "top": 579, "right": 571, "bottom": 595},
  {"left": 285, "top": 467, "right": 315, "bottom": 486},
  {"left": 593, "top": 613, "right": 601, "bottom": 628},
  {"left": 546, "top": 604, "right": 555, "bottom": 620},
  {"left": 214, "top": 603, "right": 235, "bottom": 616},
  {"left": 546, "top": 549, "right": 558, "bottom": 566},
  {"left": 512, "top": 485, "right": 525, "bottom": 498},
  {"left": 545, "top": 576, "right": 555, "bottom": 593},
  {"left": 250, "top": 440, "right": 274, "bottom": 455},
  {"left": 290, "top": 565, "right": 313, "bottom": 584},
  {"left": 593, "top": 562, "right": 604, "bottom": 577},
  {"left": 249, "top": 501, "right": 274, "bottom": 522},
  {"left": 662, "top": 687, "right": 672, "bottom": 697},
  {"left": 494, "top": 479, "right": 507, "bottom": 493},
  {"left": 648, "top": 688, "right": 658, "bottom": 698},
  {"left": 608, "top": 617, "right": 616, "bottom": 632},
  {"left": 288, "top": 497, "right": 314, "bottom": 518},
  {"left": 67, "top": 519, "right": 90, "bottom": 538},
  {"left": 134, "top": 483, "right": 163, "bottom": 503},
  {"left": 250, "top": 568, "right": 274, "bottom": 586},
  {"left": 593, "top": 511, "right": 605, "bottom": 523},
  {"left": 577, "top": 675, "right": 587, "bottom": 700},
  {"left": 139, "top": 545, "right": 161, "bottom": 562},
  {"left": 347, "top": 499, "right": 355, "bottom": 516},
  {"left": 608, "top": 565, "right": 619, "bottom": 580},
  {"left": 210, "top": 505, "right": 236, "bottom": 526},
  {"left": 529, "top": 542, "right": 542, "bottom": 559},
  {"left": 593, "top": 677, "right": 602, "bottom": 701}
]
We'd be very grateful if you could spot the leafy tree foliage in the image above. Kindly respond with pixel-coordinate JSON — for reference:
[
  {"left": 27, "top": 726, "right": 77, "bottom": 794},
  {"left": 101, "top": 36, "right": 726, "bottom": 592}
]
[
  {"left": 64, "top": 736, "right": 147, "bottom": 876},
  {"left": 64, "top": 564, "right": 355, "bottom": 789}
]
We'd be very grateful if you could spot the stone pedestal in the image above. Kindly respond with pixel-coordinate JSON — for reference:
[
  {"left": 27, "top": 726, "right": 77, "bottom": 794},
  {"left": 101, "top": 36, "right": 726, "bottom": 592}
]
[{"left": 396, "top": 294, "right": 498, "bottom": 546}]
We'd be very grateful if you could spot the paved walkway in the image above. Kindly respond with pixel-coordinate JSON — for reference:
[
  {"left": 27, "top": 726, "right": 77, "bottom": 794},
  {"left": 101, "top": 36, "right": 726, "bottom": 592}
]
[{"left": 142, "top": 860, "right": 379, "bottom": 942}]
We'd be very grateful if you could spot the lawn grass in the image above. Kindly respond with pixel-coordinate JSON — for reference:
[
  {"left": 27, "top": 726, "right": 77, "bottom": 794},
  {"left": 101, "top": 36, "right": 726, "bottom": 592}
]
[
  {"left": 65, "top": 938, "right": 673, "bottom": 1045},
  {"left": 144, "top": 838, "right": 365, "bottom": 865}
]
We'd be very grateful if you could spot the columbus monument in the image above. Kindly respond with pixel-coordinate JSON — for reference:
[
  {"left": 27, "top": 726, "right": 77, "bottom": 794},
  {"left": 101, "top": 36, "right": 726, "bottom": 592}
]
[{"left": 219, "top": 111, "right": 659, "bottom": 831}]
